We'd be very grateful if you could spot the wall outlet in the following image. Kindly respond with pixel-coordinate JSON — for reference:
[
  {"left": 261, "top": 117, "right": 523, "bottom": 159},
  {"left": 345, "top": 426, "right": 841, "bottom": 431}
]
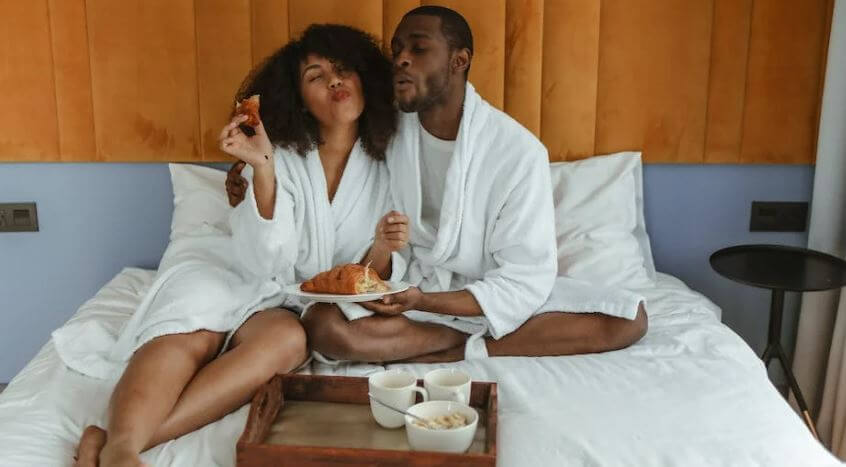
[
  {"left": 749, "top": 201, "right": 808, "bottom": 232},
  {"left": 0, "top": 202, "right": 39, "bottom": 232}
]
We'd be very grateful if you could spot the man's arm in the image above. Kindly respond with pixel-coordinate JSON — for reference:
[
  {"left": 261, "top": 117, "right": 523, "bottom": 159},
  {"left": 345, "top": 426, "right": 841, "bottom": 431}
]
[
  {"left": 226, "top": 161, "right": 248, "bottom": 207},
  {"left": 418, "top": 290, "right": 482, "bottom": 316},
  {"left": 362, "top": 288, "right": 483, "bottom": 317},
  {"left": 365, "top": 148, "right": 558, "bottom": 338},
  {"left": 461, "top": 156, "right": 558, "bottom": 338}
]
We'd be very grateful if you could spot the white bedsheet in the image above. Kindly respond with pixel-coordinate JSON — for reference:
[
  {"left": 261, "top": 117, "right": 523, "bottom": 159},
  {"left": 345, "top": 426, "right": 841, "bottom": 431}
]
[{"left": 0, "top": 268, "right": 840, "bottom": 466}]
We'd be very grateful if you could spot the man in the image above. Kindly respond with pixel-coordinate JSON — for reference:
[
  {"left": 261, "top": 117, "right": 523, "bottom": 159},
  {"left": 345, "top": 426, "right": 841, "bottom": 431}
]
[{"left": 229, "top": 6, "right": 647, "bottom": 363}]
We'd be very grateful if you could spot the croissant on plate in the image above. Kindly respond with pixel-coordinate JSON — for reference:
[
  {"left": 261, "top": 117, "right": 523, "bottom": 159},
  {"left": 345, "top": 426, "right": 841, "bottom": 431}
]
[{"left": 300, "top": 264, "right": 390, "bottom": 295}]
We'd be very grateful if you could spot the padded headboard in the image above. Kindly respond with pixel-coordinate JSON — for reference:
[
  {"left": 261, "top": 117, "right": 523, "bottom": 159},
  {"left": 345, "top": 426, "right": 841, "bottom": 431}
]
[{"left": 1, "top": 0, "right": 833, "bottom": 163}]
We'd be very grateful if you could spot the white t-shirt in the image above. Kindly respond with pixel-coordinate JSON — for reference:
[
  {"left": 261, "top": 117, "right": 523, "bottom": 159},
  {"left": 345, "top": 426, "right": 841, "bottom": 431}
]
[{"left": 419, "top": 125, "right": 455, "bottom": 231}]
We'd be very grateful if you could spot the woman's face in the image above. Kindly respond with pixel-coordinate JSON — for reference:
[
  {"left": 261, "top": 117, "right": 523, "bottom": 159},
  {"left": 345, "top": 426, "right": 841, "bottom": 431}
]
[{"left": 299, "top": 54, "right": 365, "bottom": 130}]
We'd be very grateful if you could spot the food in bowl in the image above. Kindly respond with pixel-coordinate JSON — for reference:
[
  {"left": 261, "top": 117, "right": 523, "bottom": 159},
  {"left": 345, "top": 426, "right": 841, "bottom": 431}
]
[
  {"left": 405, "top": 401, "right": 479, "bottom": 453},
  {"left": 411, "top": 411, "right": 470, "bottom": 430}
]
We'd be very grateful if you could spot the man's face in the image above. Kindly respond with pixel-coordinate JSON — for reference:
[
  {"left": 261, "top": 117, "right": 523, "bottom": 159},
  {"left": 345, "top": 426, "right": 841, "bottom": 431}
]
[{"left": 391, "top": 15, "right": 453, "bottom": 113}]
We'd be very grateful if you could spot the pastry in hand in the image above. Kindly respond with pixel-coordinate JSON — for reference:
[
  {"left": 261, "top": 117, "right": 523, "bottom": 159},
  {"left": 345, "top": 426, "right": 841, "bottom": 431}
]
[
  {"left": 235, "top": 94, "right": 261, "bottom": 128},
  {"left": 301, "top": 264, "right": 390, "bottom": 295}
]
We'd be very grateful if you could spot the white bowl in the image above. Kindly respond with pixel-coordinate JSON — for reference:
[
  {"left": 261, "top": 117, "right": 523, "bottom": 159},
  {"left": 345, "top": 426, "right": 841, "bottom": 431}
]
[{"left": 404, "top": 400, "right": 479, "bottom": 453}]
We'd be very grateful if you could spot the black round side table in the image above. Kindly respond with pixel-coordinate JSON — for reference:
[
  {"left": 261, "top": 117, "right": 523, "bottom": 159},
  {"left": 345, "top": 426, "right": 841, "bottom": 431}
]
[{"left": 710, "top": 244, "right": 846, "bottom": 439}]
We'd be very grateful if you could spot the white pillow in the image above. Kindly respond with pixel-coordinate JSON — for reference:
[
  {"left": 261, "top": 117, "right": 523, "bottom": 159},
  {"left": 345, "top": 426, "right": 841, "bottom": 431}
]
[
  {"left": 550, "top": 152, "right": 656, "bottom": 288},
  {"left": 169, "top": 164, "right": 232, "bottom": 240}
]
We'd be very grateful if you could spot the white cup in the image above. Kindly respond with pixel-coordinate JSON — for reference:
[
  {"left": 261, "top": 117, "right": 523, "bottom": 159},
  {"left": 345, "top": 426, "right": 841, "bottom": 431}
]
[
  {"left": 368, "top": 369, "right": 428, "bottom": 428},
  {"left": 423, "top": 368, "right": 471, "bottom": 405},
  {"left": 405, "top": 400, "right": 479, "bottom": 453}
]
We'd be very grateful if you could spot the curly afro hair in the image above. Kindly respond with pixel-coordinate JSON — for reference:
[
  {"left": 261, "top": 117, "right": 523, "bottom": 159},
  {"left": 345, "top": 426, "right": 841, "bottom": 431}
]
[{"left": 234, "top": 24, "right": 397, "bottom": 160}]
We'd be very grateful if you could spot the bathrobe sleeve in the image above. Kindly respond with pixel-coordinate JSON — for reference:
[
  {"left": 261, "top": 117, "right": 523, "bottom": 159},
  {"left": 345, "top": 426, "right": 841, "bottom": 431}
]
[
  {"left": 463, "top": 154, "right": 558, "bottom": 339},
  {"left": 229, "top": 155, "right": 299, "bottom": 280}
]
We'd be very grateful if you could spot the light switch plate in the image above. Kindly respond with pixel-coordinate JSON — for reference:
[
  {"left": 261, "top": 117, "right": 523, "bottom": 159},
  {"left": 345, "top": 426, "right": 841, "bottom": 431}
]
[
  {"left": 0, "top": 202, "right": 39, "bottom": 232},
  {"left": 749, "top": 201, "right": 808, "bottom": 232}
]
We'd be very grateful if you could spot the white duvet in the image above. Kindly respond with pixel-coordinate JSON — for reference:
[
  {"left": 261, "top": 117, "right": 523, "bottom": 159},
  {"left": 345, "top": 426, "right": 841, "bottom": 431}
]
[{"left": 0, "top": 268, "right": 840, "bottom": 466}]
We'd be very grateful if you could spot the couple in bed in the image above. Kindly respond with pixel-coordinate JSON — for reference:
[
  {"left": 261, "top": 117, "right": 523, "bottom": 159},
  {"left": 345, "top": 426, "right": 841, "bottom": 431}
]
[{"left": 72, "top": 6, "right": 646, "bottom": 467}]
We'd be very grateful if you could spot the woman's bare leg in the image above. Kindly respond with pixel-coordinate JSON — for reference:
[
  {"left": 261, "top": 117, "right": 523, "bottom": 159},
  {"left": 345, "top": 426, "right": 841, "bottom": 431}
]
[
  {"left": 144, "top": 309, "right": 307, "bottom": 448},
  {"left": 75, "top": 329, "right": 224, "bottom": 467},
  {"left": 107, "top": 330, "right": 225, "bottom": 466},
  {"left": 76, "top": 309, "right": 306, "bottom": 466}
]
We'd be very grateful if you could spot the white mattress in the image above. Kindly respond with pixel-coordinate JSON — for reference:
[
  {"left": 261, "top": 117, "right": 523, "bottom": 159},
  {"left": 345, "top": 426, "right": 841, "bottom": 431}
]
[{"left": 0, "top": 267, "right": 840, "bottom": 466}]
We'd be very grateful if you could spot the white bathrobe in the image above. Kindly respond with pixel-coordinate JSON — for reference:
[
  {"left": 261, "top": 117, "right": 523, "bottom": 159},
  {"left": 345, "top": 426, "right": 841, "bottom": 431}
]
[
  {"left": 391, "top": 83, "right": 559, "bottom": 339},
  {"left": 229, "top": 141, "right": 402, "bottom": 286},
  {"left": 330, "top": 83, "right": 559, "bottom": 359},
  {"left": 330, "top": 84, "right": 646, "bottom": 363},
  {"left": 53, "top": 141, "right": 401, "bottom": 379}
]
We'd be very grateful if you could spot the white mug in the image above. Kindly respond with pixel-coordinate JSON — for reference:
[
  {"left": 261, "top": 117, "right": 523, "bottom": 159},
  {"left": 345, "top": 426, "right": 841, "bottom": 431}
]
[
  {"left": 368, "top": 369, "right": 428, "bottom": 428},
  {"left": 423, "top": 368, "right": 471, "bottom": 405}
]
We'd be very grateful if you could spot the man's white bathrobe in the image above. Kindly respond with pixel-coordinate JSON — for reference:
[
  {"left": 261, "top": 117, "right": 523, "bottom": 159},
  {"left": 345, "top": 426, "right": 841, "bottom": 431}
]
[
  {"left": 333, "top": 83, "right": 560, "bottom": 359},
  {"left": 53, "top": 141, "right": 401, "bottom": 379},
  {"left": 329, "top": 83, "right": 647, "bottom": 363},
  {"left": 395, "top": 84, "right": 558, "bottom": 339}
]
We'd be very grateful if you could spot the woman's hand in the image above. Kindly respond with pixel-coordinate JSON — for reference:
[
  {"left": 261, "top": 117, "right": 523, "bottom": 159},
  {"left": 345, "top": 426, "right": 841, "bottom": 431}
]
[
  {"left": 373, "top": 210, "right": 409, "bottom": 254},
  {"left": 218, "top": 114, "right": 274, "bottom": 168},
  {"left": 360, "top": 211, "right": 409, "bottom": 280},
  {"left": 220, "top": 115, "right": 276, "bottom": 219}
]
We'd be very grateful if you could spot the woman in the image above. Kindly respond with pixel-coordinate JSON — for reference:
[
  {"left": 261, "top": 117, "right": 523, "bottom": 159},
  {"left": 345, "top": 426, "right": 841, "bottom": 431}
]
[{"left": 73, "top": 24, "right": 407, "bottom": 467}]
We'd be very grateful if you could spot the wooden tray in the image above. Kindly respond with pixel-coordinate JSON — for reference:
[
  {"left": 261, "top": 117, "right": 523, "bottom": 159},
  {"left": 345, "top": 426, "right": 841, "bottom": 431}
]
[{"left": 237, "top": 374, "right": 498, "bottom": 466}]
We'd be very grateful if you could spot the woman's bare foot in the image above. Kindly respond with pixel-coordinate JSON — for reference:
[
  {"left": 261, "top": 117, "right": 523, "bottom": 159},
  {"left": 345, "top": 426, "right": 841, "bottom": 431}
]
[
  {"left": 74, "top": 425, "right": 107, "bottom": 467},
  {"left": 99, "top": 441, "right": 148, "bottom": 467}
]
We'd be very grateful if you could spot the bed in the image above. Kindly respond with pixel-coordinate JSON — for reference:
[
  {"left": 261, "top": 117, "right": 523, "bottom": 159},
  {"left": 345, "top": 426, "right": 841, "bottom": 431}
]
[
  {"left": 0, "top": 154, "right": 841, "bottom": 466},
  {"left": 0, "top": 266, "right": 839, "bottom": 466}
]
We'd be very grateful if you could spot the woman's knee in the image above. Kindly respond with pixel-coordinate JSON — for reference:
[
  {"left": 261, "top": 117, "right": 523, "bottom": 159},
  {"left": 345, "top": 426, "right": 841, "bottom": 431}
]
[
  {"left": 143, "top": 330, "right": 224, "bottom": 365},
  {"left": 244, "top": 313, "right": 308, "bottom": 374}
]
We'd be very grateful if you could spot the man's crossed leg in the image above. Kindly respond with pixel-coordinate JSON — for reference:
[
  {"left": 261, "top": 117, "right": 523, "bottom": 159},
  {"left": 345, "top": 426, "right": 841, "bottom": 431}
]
[{"left": 302, "top": 303, "right": 647, "bottom": 364}]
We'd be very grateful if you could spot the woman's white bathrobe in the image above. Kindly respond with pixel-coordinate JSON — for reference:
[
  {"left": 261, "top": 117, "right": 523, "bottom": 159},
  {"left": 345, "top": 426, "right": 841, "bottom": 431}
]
[{"left": 53, "top": 141, "right": 402, "bottom": 379}]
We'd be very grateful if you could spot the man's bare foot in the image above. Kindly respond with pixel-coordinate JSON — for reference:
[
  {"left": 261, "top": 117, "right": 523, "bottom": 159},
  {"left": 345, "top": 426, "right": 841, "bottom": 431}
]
[
  {"left": 99, "top": 441, "right": 148, "bottom": 467},
  {"left": 74, "top": 425, "right": 107, "bottom": 467}
]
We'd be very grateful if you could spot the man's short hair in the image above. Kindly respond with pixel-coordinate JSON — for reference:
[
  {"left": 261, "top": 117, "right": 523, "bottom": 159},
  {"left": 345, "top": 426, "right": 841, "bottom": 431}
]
[{"left": 403, "top": 5, "right": 473, "bottom": 75}]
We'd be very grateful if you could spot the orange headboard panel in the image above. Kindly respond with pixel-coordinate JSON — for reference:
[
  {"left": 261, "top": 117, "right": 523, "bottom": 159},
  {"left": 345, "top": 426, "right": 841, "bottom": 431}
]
[{"left": 0, "top": 0, "right": 833, "bottom": 163}]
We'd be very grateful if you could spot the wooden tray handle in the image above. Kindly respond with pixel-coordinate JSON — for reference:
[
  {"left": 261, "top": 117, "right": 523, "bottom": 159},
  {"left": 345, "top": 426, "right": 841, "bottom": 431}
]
[
  {"left": 239, "top": 375, "right": 284, "bottom": 444},
  {"left": 485, "top": 384, "right": 498, "bottom": 456}
]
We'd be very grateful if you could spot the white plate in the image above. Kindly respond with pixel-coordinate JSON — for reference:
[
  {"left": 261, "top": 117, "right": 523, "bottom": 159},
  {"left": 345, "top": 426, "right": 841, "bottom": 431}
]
[{"left": 282, "top": 281, "right": 411, "bottom": 303}]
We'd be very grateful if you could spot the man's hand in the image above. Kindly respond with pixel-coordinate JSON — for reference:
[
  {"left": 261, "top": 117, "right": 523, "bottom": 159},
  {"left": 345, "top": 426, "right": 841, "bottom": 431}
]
[
  {"left": 360, "top": 287, "right": 423, "bottom": 316},
  {"left": 225, "top": 161, "right": 248, "bottom": 207},
  {"left": 373, "top": 210, "right": 409, "bottom": 254}
]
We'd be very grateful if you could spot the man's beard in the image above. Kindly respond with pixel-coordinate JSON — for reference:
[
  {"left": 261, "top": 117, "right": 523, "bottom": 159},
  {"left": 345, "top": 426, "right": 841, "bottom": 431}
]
[{"left": 397, "top": 71, "right": 450, "bottom": 113}]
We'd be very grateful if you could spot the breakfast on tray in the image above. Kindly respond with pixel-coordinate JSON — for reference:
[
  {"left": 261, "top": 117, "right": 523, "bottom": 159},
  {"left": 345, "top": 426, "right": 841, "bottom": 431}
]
[{"left": 300, "top": 263, "right": 390, "bottom": 295}]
